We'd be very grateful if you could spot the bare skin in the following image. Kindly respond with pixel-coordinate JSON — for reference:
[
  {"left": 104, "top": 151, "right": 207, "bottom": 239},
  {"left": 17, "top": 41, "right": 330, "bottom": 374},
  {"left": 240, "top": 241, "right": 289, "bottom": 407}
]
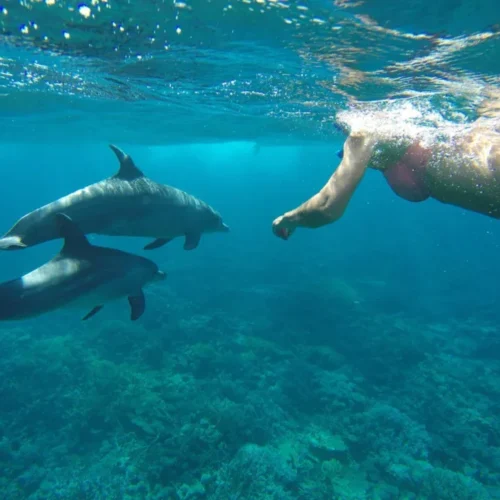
[
  {"left": 272, "top": 117, "right": 500, "bottom": 240},
  {"left": 272, "top": 132, "right": 377, "bottom": 239}
]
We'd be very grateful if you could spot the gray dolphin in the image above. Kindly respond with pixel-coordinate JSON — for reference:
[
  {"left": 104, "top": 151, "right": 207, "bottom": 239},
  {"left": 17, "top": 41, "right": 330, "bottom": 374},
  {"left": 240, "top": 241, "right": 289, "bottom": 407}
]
[
  {"left": 0, "top": 145, "right": 229, "bottom": 251},
  {"left": 0, "top": 214, "right": 165, "bottom": 321}
]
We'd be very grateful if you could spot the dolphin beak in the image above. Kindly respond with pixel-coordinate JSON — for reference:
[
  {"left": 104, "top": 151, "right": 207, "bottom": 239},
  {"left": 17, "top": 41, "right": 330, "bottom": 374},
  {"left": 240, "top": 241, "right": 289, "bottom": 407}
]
[
  {"left": 0, "top": 236, "right": 27, "bottom": 250},
  {"left": 221, "top": 223, "right": 230, "bottom": 232},
  {"left": 155, "top": 270, "right": 167, "bottom": 281}
]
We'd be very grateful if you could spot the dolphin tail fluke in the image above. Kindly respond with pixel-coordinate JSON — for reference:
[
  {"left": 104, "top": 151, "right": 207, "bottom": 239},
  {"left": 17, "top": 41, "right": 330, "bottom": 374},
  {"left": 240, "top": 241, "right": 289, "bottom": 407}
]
[
  {"left": 129, "top": 290, "right": 145, "bottom": 321},
  {"left": 184, "top": 232, "right": 201, "bottom": 251},
  {"left": 82, "top": 305, "right": 103, "bottom": 321},
  {"left": 144, "top": 238, "right": 172, "bottom": 250},
  {"left": 0, "top": 236, "right": 27, "bottom": 251}
]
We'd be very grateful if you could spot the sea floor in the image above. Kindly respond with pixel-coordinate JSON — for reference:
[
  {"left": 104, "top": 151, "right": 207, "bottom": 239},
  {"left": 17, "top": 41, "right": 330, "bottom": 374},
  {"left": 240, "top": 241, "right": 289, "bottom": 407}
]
[{"left": 0, "top": 275, "right": 498, "bottom": 500}]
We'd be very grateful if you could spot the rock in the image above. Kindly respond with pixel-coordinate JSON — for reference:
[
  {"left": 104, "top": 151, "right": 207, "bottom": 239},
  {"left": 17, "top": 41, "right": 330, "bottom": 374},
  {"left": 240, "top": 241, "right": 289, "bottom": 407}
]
[{"left": 309, "top": 432, "right": 349, "bottom": 462}]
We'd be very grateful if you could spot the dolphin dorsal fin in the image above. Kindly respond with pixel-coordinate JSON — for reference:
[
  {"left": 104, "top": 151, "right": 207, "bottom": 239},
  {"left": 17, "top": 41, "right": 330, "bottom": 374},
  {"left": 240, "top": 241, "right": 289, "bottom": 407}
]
[
  {"left": 109, "top": 144, "right": 144, "bottom": 180},
  {"left": 55, "top": 214, "right": 92, "bottom": 255}
]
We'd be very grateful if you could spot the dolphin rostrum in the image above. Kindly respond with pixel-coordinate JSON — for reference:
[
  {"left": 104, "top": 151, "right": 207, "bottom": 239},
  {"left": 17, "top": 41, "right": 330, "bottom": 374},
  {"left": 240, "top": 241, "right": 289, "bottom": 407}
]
[
  {"left": 0, "top": 144, "right": 229, "bottom": 251},
  {"left": 0, "top": 214, "right": 166, "bottom": 321}
]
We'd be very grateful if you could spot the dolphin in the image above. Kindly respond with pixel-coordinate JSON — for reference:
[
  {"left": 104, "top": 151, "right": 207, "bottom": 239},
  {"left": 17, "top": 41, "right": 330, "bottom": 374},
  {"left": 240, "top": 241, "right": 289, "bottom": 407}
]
[
  {"left": 0, "top": 145, "right": 229, "bottom": 251},
  {"left": 0, "top": 214, "right": 166, "bottom": 321}
]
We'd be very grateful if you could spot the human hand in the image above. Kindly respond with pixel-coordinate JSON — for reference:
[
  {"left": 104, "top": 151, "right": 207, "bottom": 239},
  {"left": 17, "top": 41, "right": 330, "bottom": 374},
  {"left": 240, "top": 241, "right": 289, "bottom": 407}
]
[{"left": 272, "top": 213, "right": 297, "bottom": 240}]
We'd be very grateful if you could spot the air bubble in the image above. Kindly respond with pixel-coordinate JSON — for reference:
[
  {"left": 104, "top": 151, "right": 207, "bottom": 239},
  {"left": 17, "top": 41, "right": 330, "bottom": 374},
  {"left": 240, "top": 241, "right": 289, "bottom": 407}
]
[{"left": 78, "top": 5, "right": 92, "bottom": 18}]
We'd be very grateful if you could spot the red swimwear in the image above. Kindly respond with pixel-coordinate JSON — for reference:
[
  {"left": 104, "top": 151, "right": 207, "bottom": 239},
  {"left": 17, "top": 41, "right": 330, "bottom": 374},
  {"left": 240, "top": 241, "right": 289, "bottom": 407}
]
[{"left": 383, "top": 142, "right": 432, "bottom": 202}]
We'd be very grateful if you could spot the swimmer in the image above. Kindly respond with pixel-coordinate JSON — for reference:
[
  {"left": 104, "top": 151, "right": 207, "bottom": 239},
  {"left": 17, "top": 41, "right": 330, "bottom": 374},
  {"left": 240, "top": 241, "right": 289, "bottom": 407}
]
[{"left": 272, "top": 94, "right": 500, "bottom": 240}]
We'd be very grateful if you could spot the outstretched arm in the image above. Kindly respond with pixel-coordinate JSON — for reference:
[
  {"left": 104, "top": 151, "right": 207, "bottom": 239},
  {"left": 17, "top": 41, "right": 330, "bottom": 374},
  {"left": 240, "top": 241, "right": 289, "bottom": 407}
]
[{"left": 272, "top": 133, "right": 376, "bottom": 239}]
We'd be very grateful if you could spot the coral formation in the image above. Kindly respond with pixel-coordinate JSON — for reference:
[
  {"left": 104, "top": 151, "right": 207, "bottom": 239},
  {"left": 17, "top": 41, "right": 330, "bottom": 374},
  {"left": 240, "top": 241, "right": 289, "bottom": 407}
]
[{"left": 0, "top": 270, "right": 498, "bottom": 499}]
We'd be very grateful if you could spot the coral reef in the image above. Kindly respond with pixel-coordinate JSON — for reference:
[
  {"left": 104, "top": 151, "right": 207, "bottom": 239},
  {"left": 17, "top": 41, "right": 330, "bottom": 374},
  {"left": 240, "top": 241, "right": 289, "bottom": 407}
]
[{"left": 0, "top": 271, "right": 498, "bottom": 499}]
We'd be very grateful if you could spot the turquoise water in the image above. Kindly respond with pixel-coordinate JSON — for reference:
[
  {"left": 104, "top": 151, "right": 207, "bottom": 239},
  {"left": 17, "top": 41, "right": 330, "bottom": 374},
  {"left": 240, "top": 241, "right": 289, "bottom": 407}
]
[
  {"left": 1, "top": 1, "right": 500, "bottom": 499},
  {"left": 1, "top": 0, "right": 499, "bottom": 144}
]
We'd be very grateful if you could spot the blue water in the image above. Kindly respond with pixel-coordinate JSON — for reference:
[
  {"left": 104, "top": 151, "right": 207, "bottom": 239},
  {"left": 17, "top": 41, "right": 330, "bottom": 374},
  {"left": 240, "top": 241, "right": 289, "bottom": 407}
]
[{"left": 1, "top": 0, "right": 500, "bottom": 499}]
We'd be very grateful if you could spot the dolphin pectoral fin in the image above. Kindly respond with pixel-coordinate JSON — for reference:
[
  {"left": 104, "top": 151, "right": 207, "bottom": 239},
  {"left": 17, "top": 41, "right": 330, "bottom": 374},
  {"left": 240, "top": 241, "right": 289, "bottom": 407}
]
[
  {"left": 128, "top": 291, "right": 145, "bottom": 321},
  {"left": 144, "top": 238, "right": 172, "bottom": 250},
  {"left": 184, "top": 232, "right": 201, "bottom": 251},
  {"left": 82, "top": 305, "right": 103, "bottom": 321}
]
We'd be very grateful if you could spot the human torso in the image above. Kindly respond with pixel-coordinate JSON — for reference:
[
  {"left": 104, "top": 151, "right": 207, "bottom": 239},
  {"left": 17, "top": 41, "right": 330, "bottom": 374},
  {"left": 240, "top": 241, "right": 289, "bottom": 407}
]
[
  {"left": 424, "top": 127, "right": 500, "bottom": 218},
  {"left": 370, "top": 126, "right": 500, "bottom": 218}
]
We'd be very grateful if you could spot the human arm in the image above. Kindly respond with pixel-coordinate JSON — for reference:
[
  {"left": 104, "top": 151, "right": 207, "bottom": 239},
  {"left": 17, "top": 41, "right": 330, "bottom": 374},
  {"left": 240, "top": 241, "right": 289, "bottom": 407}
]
[{"left": 272, "top": 133, "right": 376, "bottom": 239}]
